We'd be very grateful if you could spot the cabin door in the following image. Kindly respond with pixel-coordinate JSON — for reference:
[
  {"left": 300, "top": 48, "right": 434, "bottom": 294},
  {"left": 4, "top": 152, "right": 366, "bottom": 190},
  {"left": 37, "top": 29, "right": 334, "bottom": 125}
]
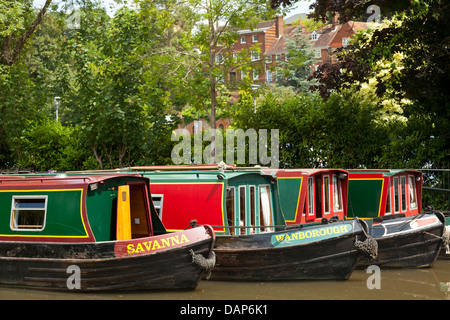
[{"left": 116, "top": 182, "right": 151, "bottom": 240}]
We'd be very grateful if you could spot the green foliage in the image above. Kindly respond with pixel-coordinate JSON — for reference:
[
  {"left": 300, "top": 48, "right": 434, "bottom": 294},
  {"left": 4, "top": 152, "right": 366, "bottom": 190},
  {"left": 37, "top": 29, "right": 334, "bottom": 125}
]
[
  {"left": 276, "top": 26, "right": 316, "bottom": 92},
  {"left": 232, "top": 87, "right": 392, "bottom": 168},
  {"left": 16, "top": 120, "right": 93, "bottom": 171}
]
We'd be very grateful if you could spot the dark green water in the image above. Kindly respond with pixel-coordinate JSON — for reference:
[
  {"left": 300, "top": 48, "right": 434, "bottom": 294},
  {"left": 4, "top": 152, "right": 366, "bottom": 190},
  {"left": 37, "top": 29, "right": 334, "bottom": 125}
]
[{"left": 1, "top": 260, "right": 449, "bottom": 300}]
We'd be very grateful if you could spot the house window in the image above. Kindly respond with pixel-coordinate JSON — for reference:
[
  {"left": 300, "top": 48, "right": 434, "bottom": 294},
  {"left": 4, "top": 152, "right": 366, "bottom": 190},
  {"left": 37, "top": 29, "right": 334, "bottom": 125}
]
[
  {"left": 315, "top": 49, "right": 321, "bottom": 58},
  {"left": 215, "top": 53, "right": 223, "bottom": 64},
  {"left": 275, "top": 54, "right": 282, "bottom": 61},
  {"left": 408, "top": 175, "right": 417, "bottom": 209},
  {"left": 265, "top": 55, "right": 272, "bottom": 64},
  {"left": 251, "top": 50, "right": 260, "bottom": 61},
  {"left": 311, "top": 31, "right": 320, "bottom": 40},
  {"left": 240, "top": 36, "right": 246, "bottom": 44},
  {"left": 342, "top": 37, "right": 349, "bottom": 47},
  {"left": 11, "top": 196, "right": 48, "bottom": 231},
  {"left": 151, "top": 195, "right": 163, "bottom": 218},
  {"left": 266, "top": 70, "right": 272, "bottom": 82},
  {"left": 253, "top": 70, "right": 259, "bottom": 81},
  {"left": 252, "top": 35, "right": 258, "bottom": 42}
]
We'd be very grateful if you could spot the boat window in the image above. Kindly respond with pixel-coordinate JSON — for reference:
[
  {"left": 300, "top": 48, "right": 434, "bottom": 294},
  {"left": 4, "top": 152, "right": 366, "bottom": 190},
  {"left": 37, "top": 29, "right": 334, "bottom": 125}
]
[
  {"left": 11, "top": 196, "right": 47, "bottom": 231},
  {"left": 400, "top": 176, "right": 407, "bottom": 212},
  {"left": 408, "top": 175, "right": 417, "bottom": 209},
  {"left": 151, "top": 195, "right": 163, "bottom": 218},
  {"left": 323, "top": 175, "right": 330, "bottom": 214},
  {"left": 393, "top": 177, "right": 399, "bottom": 213},
  {"left": 308, "top": 177, "right": 314, "bottom": 216},
  {"left": 238, "top": 186, "right": 246, "bottom": 235},
  {"left": 226, "top": 187, "right": 235, "bottom": 235},
  {"left": 259, "top": 185, "right": 273, "bottom": 232},
  {"left": 332, "top": 175, "right": 343, "bottom": 211},
  {"left": 385, "top": 178, "right": 391, "bottom": 214},
  {"left": 249, "top": 186, "right": 256, "bottom": 234}
]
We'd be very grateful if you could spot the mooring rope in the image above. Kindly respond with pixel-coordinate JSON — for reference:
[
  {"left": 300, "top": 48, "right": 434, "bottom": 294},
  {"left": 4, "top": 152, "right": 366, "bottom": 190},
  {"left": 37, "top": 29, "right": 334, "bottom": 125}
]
[
  {"left": 354, "top": 218, "right": 378, "bottom": 260},
  {"left": 190, "top": 250, "right": 216, "bottom": 280}
]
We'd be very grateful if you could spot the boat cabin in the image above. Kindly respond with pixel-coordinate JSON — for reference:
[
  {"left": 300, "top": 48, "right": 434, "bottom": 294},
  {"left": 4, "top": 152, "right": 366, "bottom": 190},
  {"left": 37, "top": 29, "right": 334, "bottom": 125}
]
[
  {"left": 347, "top": 169, "right": 422, "bottom": 218},
  {"left": 138, "top": 169, "right": 286, "bottom": 235},
  {"left": 0, "top": 174, "right": 165, "bottom": 242},
  {"left": 262, "top": 169, "right": 349, "bottom": 225}
]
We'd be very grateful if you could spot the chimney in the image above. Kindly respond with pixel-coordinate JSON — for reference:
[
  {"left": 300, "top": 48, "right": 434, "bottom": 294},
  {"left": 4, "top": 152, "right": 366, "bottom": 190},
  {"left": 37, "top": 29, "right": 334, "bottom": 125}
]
[
  {"left": 331, "top": 12, "right": 340, "bottom": 26},
  {"left": 276, "top": 16, "right": 283, "bottom": 38}
]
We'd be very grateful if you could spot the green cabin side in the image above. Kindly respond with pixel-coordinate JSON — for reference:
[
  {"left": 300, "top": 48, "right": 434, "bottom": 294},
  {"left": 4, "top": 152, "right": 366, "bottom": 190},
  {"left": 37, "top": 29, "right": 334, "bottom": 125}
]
[
  {"left": 0, "top": 175, "right": 165, "bottom": 242},
  {"left": 347, "top": 169, "right": 422, "bottom": 219}
]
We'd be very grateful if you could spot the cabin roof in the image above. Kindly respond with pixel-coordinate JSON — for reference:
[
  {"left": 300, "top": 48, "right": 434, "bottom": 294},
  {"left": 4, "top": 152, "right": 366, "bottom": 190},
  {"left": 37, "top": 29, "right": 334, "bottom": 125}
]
[
  {"left": 0, "top": 174, "right": 144, "bottom": 186},
  {"left": 141, "top": 169, "right": 273, "bottom": 182},
  {"left": 263, "top": 168, "right": 348, "bottom": 177},
  {"left": 347, "top": 169, "right": 422, "bottom": 177}
]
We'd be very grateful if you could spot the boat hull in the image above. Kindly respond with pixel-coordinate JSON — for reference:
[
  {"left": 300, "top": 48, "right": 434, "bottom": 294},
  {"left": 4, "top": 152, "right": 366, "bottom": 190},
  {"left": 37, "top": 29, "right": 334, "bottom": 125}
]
[
  {"left": 209, "top": 220, "right": 370, "bottom": 281},
  {"left": 0, "top": 227, "right": 215, "bottom": 291},
  {"left": 357, "top": 213, "right": 445, "bottom": 269}
]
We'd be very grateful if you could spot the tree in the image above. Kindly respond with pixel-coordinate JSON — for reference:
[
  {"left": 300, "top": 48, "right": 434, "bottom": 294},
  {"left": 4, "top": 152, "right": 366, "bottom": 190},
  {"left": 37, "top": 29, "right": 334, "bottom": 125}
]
[
  {"left": 308, "top": 0, "right": 450, "bottom": 166},
  {"left": 0, "top": 0, "right": 52, "bottom": 66},
  {"left": 172, "top": 0, "right": 280, "bottom": 163},
  {"left": 276, "top": 25, "right": 316, "bottom": 92}
]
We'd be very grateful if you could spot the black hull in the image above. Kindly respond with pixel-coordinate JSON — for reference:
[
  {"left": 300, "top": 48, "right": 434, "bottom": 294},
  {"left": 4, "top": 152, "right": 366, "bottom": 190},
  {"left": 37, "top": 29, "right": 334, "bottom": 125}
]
[
  {"left": 209, "top": 220, "right": 368, "bottom": 281},
  {"left": 0, "top": 239, "right": 212, "bottom": 291},
  {"left": 357, "top": 213, "right": 445, "bottom": 269}
]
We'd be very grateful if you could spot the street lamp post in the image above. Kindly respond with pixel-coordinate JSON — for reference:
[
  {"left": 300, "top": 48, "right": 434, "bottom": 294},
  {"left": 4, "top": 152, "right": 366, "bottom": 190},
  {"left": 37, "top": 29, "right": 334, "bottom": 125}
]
[{"left": 54, "top": 97, "right": 60, "bottom": 122}]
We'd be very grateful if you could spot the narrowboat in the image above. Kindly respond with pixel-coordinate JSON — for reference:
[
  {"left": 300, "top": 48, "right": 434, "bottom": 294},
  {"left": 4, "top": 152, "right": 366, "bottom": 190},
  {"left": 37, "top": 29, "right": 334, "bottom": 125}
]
[
  {"left": 134, "top": 167, "right": 376, "bottom": 281},
  {"left": 265, "top": 168, "right": 446, "bottom": 268},
  {"left": 356, "top": 212, "right": 446, "bottom": 268},
  {"left": 0, "top": 174, "right": 215, "bottom": 291},
  {"left": 261, "top": 169, "right": 349, "bottom": 225}
]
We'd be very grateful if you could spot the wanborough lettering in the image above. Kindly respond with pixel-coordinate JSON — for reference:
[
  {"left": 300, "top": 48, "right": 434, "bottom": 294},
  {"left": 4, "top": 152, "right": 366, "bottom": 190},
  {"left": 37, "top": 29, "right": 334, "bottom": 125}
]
[{"left": 272, "top": 224, "right": 352, "bottom": 247}]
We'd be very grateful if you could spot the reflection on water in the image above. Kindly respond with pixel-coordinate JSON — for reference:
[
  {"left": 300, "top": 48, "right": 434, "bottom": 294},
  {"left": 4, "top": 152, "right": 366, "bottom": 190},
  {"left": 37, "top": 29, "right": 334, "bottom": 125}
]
[{"left": 1, "top": 260, "right": 449, "bottom": 300}]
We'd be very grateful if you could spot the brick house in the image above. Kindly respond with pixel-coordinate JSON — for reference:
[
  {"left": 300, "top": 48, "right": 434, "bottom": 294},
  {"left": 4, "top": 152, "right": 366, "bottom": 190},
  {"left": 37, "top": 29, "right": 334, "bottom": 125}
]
[{"left": 216, "top": 15, "right": 370, "bottom": 83}]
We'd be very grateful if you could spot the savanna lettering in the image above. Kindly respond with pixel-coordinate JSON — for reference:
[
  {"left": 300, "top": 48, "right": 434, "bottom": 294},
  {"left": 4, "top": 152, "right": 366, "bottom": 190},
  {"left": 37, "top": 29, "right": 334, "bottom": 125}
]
[
  {"left": 127, "top": 234, "right": 190, "bottom": 254},
  {"left": 275, "top": 225, "right": 350, "bottom": 243}
]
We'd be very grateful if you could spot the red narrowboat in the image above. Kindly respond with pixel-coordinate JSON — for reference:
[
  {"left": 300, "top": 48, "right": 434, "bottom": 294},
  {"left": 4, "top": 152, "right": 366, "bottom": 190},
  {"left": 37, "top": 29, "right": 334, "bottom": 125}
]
[{"left": 262, "top": 169, "right": 349, "bottom": 225}]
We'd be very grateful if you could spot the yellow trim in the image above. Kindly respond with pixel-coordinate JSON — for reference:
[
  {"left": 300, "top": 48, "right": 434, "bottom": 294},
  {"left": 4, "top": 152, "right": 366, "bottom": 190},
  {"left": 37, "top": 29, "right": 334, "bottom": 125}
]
[
  {"left": 349, "top": 177, "right": 385, "bottom": 217},
  {"left": 277, "top": 177, "right": 303, "bottom": 223},
  {"left": 0, "top": 189, "right": 90, "bottom": 239}
]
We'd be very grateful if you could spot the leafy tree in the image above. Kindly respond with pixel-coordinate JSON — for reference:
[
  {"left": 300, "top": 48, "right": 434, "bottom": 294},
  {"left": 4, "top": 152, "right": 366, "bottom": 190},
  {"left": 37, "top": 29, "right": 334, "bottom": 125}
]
[
  {"left": 170, "top": 0, "right": 281, "bottom": 163},
  {"left": 308, "top": 0, "right": 449, "bottom": 166},
  {"left": 276, "top": 26, "right": 316, "bottom": 92},
  {"left": 0, "top": 0, "right": 52, "bottom": 66}
]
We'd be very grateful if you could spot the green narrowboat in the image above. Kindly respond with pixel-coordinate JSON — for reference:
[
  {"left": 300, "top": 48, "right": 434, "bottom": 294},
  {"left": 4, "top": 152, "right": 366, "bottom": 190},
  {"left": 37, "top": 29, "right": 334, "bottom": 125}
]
[
  {"left": 132, "top": 166, "right": 376, "bottom": 281},
  {"left": 0, "top": 174, "right": 215, "bottom": 291}
]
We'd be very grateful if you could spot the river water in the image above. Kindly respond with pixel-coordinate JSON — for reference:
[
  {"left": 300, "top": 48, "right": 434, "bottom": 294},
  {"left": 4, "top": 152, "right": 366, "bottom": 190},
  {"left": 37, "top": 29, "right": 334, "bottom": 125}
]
[{"left": 1, "top": 260, "right": 449, "bottom": 301}]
